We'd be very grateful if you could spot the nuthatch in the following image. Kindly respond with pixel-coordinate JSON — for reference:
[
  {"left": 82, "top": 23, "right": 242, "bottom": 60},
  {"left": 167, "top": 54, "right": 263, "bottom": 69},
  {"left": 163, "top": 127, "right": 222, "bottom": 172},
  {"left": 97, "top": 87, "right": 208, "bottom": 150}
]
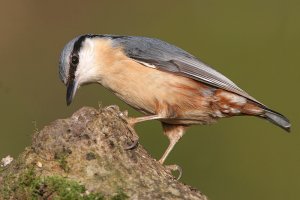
[{"left": 59, "top": 34, "right": 291, "bottom": 167}]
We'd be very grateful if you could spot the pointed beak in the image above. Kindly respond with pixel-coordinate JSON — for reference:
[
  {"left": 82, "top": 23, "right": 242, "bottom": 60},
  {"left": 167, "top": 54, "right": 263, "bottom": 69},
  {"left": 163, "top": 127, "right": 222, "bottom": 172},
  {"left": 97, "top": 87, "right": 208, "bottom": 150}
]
[{"left": 66, "top": 79, "right": 78, "bottom": 106}]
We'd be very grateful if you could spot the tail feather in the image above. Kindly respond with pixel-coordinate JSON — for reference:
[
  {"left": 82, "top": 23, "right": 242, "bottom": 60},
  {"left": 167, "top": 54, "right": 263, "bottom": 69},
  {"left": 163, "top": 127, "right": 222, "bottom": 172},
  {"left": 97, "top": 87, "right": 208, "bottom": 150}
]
[{"left": 262, "top": 108, "right": 291, "bottom": 132}]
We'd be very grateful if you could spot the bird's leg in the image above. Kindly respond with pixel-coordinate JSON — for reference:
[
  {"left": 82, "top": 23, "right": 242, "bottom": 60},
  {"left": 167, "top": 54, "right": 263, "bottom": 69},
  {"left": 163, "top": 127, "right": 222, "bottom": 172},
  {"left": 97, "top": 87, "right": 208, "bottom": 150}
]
[
  {"left": 159, "top": 123, "right": 187, "bottom": 180},
  {"left": 127, "top": 115, "right": 164, "bottom": 126},
  {"left": 123, "top": 115, "right": 164, "bottom": 150}
]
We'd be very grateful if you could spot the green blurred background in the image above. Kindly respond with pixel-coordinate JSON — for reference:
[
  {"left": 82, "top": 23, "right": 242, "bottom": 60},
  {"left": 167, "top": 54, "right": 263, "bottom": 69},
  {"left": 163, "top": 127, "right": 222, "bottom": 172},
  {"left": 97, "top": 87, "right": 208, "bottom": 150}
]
[{"left": 0, "top": 1, "right": 299, "bottom": 199}]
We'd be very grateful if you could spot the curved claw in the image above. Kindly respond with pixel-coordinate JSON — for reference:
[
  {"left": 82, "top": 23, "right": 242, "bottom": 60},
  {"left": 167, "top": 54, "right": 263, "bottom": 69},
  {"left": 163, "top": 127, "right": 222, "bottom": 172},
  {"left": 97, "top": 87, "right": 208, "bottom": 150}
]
[
  {"left": 124, "top": 139, "right": 139, "bottom": 150},
  {"left": 165, "top": 164, "right": 183, "bottom": 180}
]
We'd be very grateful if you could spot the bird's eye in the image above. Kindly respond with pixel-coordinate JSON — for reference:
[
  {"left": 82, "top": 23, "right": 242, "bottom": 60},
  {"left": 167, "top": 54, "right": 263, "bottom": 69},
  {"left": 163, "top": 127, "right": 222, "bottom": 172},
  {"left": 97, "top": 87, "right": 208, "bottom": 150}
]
[{"left": 71, "top": 55, "right": 79, "bottom": 66}]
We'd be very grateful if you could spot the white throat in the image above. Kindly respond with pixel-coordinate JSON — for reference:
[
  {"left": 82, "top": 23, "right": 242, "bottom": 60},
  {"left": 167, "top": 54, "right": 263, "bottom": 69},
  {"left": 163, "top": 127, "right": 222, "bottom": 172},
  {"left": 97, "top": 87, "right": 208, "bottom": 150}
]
[{"left": 75, "top": 38, "right": 100, "bottom": 85}]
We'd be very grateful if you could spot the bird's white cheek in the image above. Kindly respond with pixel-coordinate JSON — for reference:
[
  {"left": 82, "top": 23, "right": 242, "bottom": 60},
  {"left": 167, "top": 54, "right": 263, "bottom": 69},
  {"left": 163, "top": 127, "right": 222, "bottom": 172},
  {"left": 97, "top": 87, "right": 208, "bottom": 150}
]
[{"left": 76, "top": 62, "right": 101, "bottom": 86}]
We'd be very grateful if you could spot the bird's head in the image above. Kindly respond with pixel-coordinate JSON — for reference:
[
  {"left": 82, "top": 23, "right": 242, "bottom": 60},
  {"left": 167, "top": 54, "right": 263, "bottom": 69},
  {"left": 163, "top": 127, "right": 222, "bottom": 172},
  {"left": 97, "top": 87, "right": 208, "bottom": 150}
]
[{"left": 59, "top": 34, "right": 106, "bottom": 105}]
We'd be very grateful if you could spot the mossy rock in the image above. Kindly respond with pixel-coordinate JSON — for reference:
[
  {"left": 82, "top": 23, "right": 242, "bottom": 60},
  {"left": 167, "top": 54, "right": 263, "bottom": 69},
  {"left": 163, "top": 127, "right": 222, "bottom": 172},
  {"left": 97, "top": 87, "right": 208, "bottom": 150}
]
[{"left": 0, "top": 160, "right": 126, "bottom": 200}]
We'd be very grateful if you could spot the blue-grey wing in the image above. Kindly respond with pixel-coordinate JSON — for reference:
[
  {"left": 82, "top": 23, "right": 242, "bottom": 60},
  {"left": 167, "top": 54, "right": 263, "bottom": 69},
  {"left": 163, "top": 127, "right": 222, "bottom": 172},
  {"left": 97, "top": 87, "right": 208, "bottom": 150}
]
[{"left": 111, "top": 35, "right": 262, "bottom": 105}]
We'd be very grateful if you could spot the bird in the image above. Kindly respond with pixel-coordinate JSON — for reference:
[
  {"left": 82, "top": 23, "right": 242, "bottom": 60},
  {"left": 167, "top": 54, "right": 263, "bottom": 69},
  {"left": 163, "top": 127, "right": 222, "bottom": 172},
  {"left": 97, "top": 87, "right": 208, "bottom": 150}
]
[{"left": 59, "top": 34, "right": 291, "bottom": 169}]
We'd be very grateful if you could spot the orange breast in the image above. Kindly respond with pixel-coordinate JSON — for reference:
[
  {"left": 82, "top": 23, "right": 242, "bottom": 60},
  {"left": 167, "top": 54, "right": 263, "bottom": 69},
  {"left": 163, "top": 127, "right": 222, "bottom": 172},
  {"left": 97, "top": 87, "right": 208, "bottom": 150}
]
[{"left": 104, "top": 58, "right": 218, "bottom": 124}]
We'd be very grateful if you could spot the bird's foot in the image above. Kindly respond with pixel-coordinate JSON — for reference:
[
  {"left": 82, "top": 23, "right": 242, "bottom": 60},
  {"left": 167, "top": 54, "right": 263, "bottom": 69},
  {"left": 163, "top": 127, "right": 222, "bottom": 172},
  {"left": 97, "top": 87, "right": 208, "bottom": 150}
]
[
  {"left": 163, "top": 164, "right": 183, "bottom": 180},
  {"left": 111, "top": 108, "right": 135, "bottom": 126},
  {"left": 108, "top": 107, "right": 138, "bottom": 150},
  {"left": 105, "top": 105, "right": 121, "bottom": 112},
  {"left": 105, "top": 105, "right": 138, "bottom": 150},
  {"left": 105, "top": 105, "right": 130, "bottom": 119},
  {"left": 124, "top": 139, "right": 139, "bottom": 150},
  {"left": 120, "top": 116, "right": 139, "bottom": 150},
  {"left": 119, "top": 115, "right": 136, "bottom": 127}
]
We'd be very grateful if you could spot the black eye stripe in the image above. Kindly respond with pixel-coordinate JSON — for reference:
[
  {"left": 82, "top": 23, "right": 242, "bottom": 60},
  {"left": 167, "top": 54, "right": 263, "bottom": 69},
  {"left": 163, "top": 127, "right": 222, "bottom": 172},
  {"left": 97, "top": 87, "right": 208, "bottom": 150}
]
[
  {"left": 67, "top": 35, "right": 87, "bottom": 84},
  {"left": 68, "top": 53, "right": 78, "bottom": 77}
]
